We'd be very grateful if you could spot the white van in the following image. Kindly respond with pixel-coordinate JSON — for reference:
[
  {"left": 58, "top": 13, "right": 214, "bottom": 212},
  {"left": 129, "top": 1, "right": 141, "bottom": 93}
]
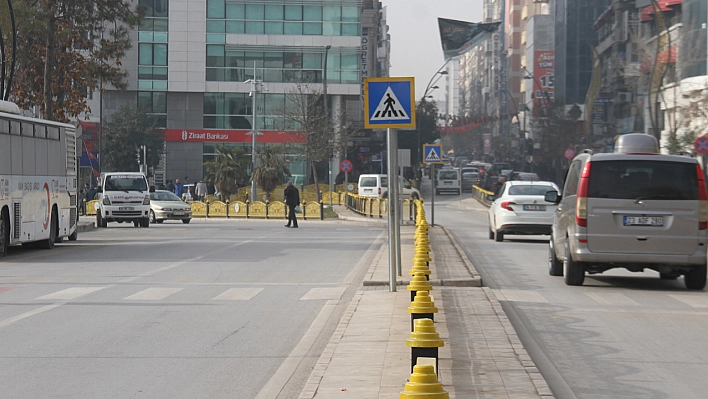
[
  {"left": 436, "top": 168, "right": 461, "bottom": 195},
  {"left": 358, "top": 174, "right": 388, "bottom": 198},
  {"left": 95, "top": 172, "right": 151, "bottom": 228}
]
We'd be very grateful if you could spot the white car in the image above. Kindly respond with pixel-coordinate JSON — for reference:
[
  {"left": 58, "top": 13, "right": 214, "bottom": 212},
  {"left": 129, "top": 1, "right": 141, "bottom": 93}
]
[
  {"left": 149, "top": 190, "right": 193, "bottom": 224},
  {"left": 487, "top": 181, "right": 559, "bottom": 242}
]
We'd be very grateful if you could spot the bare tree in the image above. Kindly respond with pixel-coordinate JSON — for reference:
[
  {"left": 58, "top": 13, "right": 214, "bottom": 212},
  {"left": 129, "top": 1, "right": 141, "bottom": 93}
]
[{"left": 280, "top": 82, "right": 351, "bottom": 200}]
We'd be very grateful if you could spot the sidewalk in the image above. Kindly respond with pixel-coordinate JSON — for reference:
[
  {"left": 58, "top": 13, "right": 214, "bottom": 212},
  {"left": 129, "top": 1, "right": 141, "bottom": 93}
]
[{"left": 298, "top": 206, "right": 554, "bottom": 398}]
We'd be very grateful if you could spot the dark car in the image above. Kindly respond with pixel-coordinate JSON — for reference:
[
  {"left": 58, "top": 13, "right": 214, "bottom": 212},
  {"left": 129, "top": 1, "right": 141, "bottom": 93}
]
[{"left": 461, "top": 170, "right": 482, "bottom": 192}]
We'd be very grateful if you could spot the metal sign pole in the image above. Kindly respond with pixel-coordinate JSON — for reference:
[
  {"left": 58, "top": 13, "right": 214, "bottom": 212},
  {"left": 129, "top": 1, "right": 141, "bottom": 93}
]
[
  {"left": 387, "top": 128, "right": 399, "bottom": 291},
  {"left": 430, "top": 164, "right": 435, "bottom": 227}
]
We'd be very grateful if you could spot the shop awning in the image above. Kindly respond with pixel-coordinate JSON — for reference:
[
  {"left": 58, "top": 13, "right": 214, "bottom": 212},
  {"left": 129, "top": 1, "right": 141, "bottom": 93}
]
[{"left": 640, "top": 0, "right": 682, "bottom": 22}]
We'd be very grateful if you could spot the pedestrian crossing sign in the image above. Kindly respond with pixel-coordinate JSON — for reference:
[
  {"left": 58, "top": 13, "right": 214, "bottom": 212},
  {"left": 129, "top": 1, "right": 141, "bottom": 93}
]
[
  {"left": 423, "top": 144, "right": 443, "bottom": 165},
  {"left": 364, "top": 77, "right": 416, "bottom": 129}
]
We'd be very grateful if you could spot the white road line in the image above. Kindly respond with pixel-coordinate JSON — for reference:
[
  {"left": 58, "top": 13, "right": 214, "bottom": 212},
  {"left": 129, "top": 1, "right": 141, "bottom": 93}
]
[
  {"left": 493, "top": 289, "right": 549, "bottom": 303},
  {"left": 255, "top": 300, "right": 338, "bottom": 399},
  {"left": 36, "top": 287, "right": 106, "bottom": 300},
  {"left": 669, "top": 295, "right": 708, "bottom": 308},
  {"left": 300, "top": 287, "right": 347, "bottom": 301},
  {"left": 585, "top": 292, "right": 639, "bottom": 306},
  {"left": 123, "top": 287, "right": 183, "bottom": 301},
  {"left": 0, "top": 304, "right": 62, "bottom": 329},
  {"left": 212, "top": 288, "right": 263, "bottom": 301}
]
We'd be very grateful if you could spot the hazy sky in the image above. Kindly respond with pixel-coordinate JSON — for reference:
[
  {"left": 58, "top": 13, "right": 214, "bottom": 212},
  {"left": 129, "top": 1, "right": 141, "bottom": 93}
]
[{"left": 386, "top": 0, "right": 484, "bottom": 103}]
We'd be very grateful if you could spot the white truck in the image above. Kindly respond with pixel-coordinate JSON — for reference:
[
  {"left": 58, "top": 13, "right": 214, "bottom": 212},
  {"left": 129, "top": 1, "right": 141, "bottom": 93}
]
[
  {"left": 0, "top": 100, "right": 79, "bottom": 257},
  {"left": 95, "top": 172, "right": 151, "bottom": 228}
]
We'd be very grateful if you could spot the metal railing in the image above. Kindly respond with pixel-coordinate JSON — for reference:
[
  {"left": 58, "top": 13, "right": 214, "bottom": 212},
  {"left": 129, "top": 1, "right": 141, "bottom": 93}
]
[
  {"left": 344, "top": 192, "right": 417, "bottom": 220},
  {"left": 471, "top": 185, "right": 494, "bottom": 207}
]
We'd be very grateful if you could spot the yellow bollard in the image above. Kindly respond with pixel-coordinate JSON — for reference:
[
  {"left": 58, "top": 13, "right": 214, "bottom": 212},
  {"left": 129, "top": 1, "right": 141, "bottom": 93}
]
[
  {"left": 400, "top": 365, "right": 449, "bottom": 399},
  {"left": 407, "top": 272, "right": 433, "bottom": 301},
  {"left": 408, "top": 291, "right": 438, "bottom": 331},
  {"left": 409, "top": 258, "right": 431, "bottom": 280},
  {"left": 405, "top": 319, "right": 444, "bottom": 376}
]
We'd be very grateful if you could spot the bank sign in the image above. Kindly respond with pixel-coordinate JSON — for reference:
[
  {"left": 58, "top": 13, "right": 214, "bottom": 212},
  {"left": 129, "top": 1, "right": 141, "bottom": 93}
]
[{"left": 163, "top": 129, "right": 306, "bottom": 144}]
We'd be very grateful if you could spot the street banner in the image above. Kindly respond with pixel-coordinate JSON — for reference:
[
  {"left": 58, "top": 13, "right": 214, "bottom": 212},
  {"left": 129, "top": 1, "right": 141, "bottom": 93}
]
[
  {"left": 438, "top": 18, "right": 500, "bottom": 58},
  {"left": 533, "top": 50, "right": 554, "bottom": 116}
]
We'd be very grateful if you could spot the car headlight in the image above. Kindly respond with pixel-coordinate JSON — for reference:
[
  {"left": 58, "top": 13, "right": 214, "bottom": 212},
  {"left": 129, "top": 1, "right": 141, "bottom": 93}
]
[
  {"left": 143, "top": 196, "right": 150, "bottom": 205},
  {"left": 102, "top": 196, "right": 111, "bottom": 205}
]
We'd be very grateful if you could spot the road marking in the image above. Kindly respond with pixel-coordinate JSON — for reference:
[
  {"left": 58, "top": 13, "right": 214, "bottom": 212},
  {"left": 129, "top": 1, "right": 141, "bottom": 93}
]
[
  {"left": 0, "top": 286, "right": 17, "bottom": 294},
  {"left": 212, "top": 288, "right": 263, "bottom": 301},
  {"left": 300, "top": 287, "right": 347, "bottom": 301},
  {"left": 36, "top": 287, "right": 105, "bottom": 300},
  {"left": 123, "top": 287, "right": 183, "bottom": 301},
  {"left": 585, "top": 292, "right": 639, "bottom": 306},
  {"left": 0, "top": 304, "right": 61, "bottom": 329},
  {"left": 255, "top": 300, "right": 338, "bottom": 399},
  {"left": 493, "top": 289, "right": 548, "bottom": 303},
  {"left": 669, "top": 295, "right": 708, "bottom": 308}
]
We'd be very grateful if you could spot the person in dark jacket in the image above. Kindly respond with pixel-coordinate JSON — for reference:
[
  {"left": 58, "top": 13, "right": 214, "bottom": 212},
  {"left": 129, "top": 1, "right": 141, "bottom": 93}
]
[{"left": 284, "top": 180, "right": 300, "bottom": 228}]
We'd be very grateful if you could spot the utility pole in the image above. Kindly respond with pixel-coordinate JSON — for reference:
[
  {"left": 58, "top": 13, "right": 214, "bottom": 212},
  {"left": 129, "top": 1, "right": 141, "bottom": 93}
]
[{"left": 246, "top": 63, "right": 262, "bottom": 202}]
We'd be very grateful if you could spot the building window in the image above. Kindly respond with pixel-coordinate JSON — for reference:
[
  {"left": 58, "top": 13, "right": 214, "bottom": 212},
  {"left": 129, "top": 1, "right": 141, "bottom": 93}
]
[
  {"left": 139, "top": 0, "right": 169, "bottom": 89},
  {"left": 205, "top": 1, "right": 360, "bottom": 36},
  {"left": 138, "top": 91, "right": 167, "bottom": 128},
  {"left": 205, "top": 46, "right": 360, "bottom": 84},
  {"left": 204, "top": 92, "right": 308, "bottom": 130}
]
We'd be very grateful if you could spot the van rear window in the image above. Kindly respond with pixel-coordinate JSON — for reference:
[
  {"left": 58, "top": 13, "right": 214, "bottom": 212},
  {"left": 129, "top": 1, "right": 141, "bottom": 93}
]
[
  {"left": 360, "top": 177, "right": 377, "bottom": 187},
  {"left": 587, "top": 160, "right": 698, "bottom": 200},
  {"left": 439, "top": 171, "right": 458, "bottom": 180}
]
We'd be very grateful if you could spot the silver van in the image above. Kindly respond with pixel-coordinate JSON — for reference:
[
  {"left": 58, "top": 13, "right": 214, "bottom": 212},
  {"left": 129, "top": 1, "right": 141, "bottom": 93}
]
[
  {"left": 436, "top": 168, "right": 461, "bottom": 195},
  {"left": 545, "top": 134, "right": 707, "bottom": 289}
]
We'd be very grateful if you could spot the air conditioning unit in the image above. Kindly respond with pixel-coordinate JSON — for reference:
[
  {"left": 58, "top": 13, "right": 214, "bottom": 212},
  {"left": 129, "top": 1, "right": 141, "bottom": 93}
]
[{"left": 616, "top": 92, "right": 631, "bottom": 103}]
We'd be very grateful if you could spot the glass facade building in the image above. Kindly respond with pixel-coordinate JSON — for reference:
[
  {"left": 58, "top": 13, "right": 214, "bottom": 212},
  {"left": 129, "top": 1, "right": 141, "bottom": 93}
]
[
  {"left": 681, "top": 0, "right": 707, "bottom": 79},
  {"left": 90, "top": 0, "right": 380, "bottom": 185},
  {"left": 554, "top": 0, "right": 611, "bottom": 105}
]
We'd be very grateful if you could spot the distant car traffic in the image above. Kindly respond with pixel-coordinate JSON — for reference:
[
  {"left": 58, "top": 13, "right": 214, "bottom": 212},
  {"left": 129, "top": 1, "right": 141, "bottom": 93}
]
[
  {"left": 487, "top": 180, "right": 559, "bottom": 242},
  {"left": 461, "top": 170, "right": 482, "bottom": 192},
  {"left": 149, "top": 190, "right": 193, "bottom": 224}
]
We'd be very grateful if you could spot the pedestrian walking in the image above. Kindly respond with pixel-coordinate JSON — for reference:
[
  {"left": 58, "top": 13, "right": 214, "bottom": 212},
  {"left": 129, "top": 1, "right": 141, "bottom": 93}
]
[
  {"left": 196, "top": 179, "right": 208, "bottom": 201},
  {"left": 80, "top": 183, "right": 89, "bottom": 215},
  {"left": 284, "top": 180, "right": 300, "bottom": 228},
  {"left": 174, "top": 178, "right": 184, "bottom": 198}
]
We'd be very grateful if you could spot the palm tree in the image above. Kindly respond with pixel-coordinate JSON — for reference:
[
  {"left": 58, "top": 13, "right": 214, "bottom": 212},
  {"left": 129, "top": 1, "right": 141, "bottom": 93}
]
[
  {"left": 203, "top": 144, "right": 250, "bottom": 200},
  {"left": 252, "top": 145, "right": 291, "bottom": 201}
]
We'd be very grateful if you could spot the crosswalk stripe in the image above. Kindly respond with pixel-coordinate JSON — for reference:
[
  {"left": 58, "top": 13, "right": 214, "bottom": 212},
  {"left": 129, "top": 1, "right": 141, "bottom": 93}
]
[
  {"left": 585, "top": 292, "right": 639, "bottom": 306},
  {"left": 212, "top": 288, "right": 263, "bottom": 301},
  {"left": 36, "top": 287, "right": 105, "bottom": 300},
  {"left": 668, "top": 295, "right": 708, "bottom": 308},
  {"left": 493, "top": 289, "right": 548, "bottom": 303},
  {"left": 300, "top": 287, "right": 346, "bottom": 301},
  {"left": 123, "top": 288, "right": 183, "bottom": 301}
]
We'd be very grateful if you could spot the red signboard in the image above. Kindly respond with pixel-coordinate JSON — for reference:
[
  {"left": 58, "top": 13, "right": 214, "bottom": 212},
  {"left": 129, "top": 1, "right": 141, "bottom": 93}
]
[
  {"left": 163, "top": 129, "right": 307, "bottom": 144},
  {"left": 533, "top": 50, "right": 554, "bottom": 116}
]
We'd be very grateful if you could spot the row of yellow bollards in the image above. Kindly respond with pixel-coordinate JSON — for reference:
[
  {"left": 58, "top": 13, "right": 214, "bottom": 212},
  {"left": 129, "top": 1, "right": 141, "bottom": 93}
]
[{"left": 399, "top": 201, "right": 450, "bottom": 398}]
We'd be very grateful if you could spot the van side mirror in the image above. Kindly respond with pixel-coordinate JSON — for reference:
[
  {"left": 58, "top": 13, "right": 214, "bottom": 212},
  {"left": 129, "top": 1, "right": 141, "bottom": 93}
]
[
  {"left": 544, "top": 190, "right": 560, "bottom": 204},
  {"left": 149, "top": 185, "right": 156, "bottom": 193},
  {"left": 96, "top": 186, "right": 102, "bottom": 192}
]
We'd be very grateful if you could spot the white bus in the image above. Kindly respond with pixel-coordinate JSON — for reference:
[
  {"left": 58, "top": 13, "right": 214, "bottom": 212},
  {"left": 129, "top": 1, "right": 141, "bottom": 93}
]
[{"left": 0, "top": 100, "right": 79, "bottom": 257}]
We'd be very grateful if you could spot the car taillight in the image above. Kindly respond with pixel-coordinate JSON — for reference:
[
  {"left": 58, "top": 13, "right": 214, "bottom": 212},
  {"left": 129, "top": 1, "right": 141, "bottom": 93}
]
[
  {"left": 378, "top": 187, "right": 381, "bottom": 195},
  {"left": 696, "top": 164, "right": 708, "bottom": 230},
  {"left": 576, "top": 161, "right": 591, "bottom": 227},
  {"left": 501, "top": 201, "right": 515, "bottom": 212}
]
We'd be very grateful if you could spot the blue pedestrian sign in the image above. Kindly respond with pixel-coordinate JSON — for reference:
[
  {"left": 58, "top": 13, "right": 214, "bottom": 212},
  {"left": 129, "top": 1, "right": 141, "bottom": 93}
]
[
  {"left": 423, "top": 144, "right": 443, "bottom": 165},
  {"left": 364, "top": 77, "right": 416, "bottom": 129}
]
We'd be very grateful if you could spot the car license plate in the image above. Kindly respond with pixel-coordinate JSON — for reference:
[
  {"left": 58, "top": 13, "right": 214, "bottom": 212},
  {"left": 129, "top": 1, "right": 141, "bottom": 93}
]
[
  {"left": 173, "top": 211, "right": 185, "bottom": 216},
  {"left": 444, "top": 181, "right": 451, "bottom": 185},
  {"left": 523, "top": 205, "right": 546, "bottom": 211},
  {"left": 119, "top": 207, "right": 134, "bottom": 211},
  {"left": 623, "top": 216, "right": 663, "bottom": 226},
  {"left": 364, "top": 189, "right": 372, "bottom": 193}
]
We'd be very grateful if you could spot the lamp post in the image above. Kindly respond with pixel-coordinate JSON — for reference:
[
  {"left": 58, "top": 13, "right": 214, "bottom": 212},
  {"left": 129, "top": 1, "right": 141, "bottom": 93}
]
[
  {"left": 323, "top": 45, "right": 333, "bottom": 204},
  {"left": 246, "top": 63, "right": 263, "bottom": 202}
]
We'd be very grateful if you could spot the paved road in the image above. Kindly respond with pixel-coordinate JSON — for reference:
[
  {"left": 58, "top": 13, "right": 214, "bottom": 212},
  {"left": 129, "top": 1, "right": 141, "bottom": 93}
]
[
  {"left": 0, "top": 220, "right": 384, "bottom": 398},
  {"left": 427, "top": 186, "right": 708, "bottom": 399}
]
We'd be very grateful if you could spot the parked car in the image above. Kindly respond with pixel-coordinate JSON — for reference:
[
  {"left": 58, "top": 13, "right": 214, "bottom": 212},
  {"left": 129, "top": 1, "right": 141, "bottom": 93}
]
[
  {"left": 381, "top": 176, "right": 421, "bottom": 200},
  {"left": 544, "top": 133, "right": 707, "bottom": 289},
  {"left": 461, "top": 170, "right": 482, "bottom": 192},
  {"left": 149, "top": 190, "right": 193, "bottom": 224},
  {"left": 358, "top": 174, "right": 388, "bottom": 198},
  {"left": 487, "top": 181, "right": 560, "bottom": 242},
  {"left": 436, "top": 168, "right": 461, "bottom": 195}
]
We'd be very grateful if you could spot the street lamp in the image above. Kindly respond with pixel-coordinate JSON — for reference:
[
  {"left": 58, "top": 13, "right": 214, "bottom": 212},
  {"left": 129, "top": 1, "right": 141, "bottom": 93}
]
[{"left": 245, "top": 63, "right": 263, "bottom": 202}]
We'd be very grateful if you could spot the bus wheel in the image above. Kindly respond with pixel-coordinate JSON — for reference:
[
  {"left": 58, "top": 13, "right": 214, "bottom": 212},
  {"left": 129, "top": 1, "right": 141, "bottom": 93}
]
[
  {"left": 0, "top": 211, "right": 9, "bottom": 258},
  {"left": 38, "top": 210, "right": 57, "bottom": 250}
]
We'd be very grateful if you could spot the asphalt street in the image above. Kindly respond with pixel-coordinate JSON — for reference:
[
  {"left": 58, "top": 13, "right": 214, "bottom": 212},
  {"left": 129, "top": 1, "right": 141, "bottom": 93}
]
[
  {"left": 428, "top": 187, "right": 708, "bottom": 399},
  {"left": 0, "top": 219, "right": 384, "bottom": 399}
]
